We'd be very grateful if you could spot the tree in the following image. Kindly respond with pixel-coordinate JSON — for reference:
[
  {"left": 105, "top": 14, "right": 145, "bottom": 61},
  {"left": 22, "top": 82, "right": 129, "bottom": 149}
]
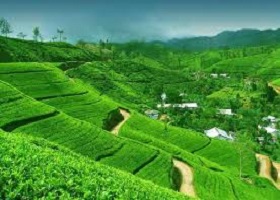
[
  {"left": 52, "top": 36, "right": 58, "bottom": 42},
  {"left": 0, "top": 18, "right": 12, "bottom": 37},
  {"left": 0, "top": 18, "right": 4, "bottom": 29},
  {"left": 57, "top": 29, "right": 64, "bottom": 42},
  {"left": 17, "top": 32, "right": 27, "bottom": 39},
  {"left": 33, "top": 27, "right": 40, "bottom": 41},
  {"left": 234, "top": 133, "right": 251, "bottom": 179}
]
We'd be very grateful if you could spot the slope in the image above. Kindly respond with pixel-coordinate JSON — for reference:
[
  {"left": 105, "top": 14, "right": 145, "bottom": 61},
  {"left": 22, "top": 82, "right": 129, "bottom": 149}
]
[
  {"left": 1, "top": 62, "right": 280, "bottom": 199},
  {"left": 0, "top": 80, "right": 174, "bottom": 189},
  {"left": 0, "top": 130, "right": 188, "bottom": 200},
  {"left": 0, "top": 36, "right": 98, "bottom": 62}
]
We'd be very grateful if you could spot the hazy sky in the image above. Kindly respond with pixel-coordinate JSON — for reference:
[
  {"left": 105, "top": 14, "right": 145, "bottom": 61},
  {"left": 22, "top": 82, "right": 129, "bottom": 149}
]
[{"left": 1, "top": 0, "right": 280, "bottom": 42}]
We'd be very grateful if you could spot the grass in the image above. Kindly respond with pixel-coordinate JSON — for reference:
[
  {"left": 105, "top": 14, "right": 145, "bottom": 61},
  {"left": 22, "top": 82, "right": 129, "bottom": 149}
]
[
  {"left": 0, "top": 62, "right": 119, "bottom": 127},
  {"left": 272, "top": 78, "right": 280, "bottom": 86},
  {"left": 0, "top": 130, "right": 189, "bottom": 200},
  {"left": 136, "top": 152, "right": 173, "bottom": 189},
  {"left": 207, "top": 55, "right": 266, "bottom": 75},
  {"left": 66, "top": 61, "right": 191, "bottom": 108},
  {"left": 207, "top": 87, "right": 262, "bottom": 108},
  {"left": 100, "top": 142, "right": 158, "bottom": 173},
  {"left": 119, "top": 112, "right": 258, "bottom": 176},
  {"left": 0, "top": 80, "right": 177, "bottom": 190},
  {"left": 1, "top": 66, "right": 280, "bottom": 199},
  {"left": 195, "top": 139, "right": 257, "bottom": 175},
  {"left": 0, "top": 36, "right": 98, "bottom": 62},
  {"left": 120, "top": 113, "right": 210, "bottom": 152}
]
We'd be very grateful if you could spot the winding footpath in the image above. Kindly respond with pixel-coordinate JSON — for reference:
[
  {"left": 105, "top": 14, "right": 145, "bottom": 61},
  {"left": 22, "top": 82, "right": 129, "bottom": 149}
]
[
  {"left": 173, "top": 159, "right": 196, "bottom": 198},
  {"left": 111, "top": 109, "right": 131, "bottom": 135},
  {"left": 256, "top": 154, "right": 280, "bottom": 189},
  {"left": 273, "top": 162, "right": 280, "bottom": 185},
  {"left": 110, "top": 110, "right": 197, "bottom": 197},
  {"left": 268, "top": 83, "right": 280, "bottom": 94}
]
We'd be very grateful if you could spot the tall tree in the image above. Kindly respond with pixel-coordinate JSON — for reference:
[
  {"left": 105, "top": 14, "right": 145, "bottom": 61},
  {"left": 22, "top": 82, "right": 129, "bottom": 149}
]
[
  {"left": 33, "top": 27, "right": 40, "bottom": 41},
  {"left": 0, "top": 18, "right": 4, "bottom": 29},
  {"left": 52, "top": 36, "right": 57, "bottom": 42},
  {"left": 234, "top": 133, "right": 251, "bottom": 180},
  {"left": 0, "top": 18, "right": 12, "bottom": 37},
  {"left": 57, "top": 29, "right": 64, "bottom": 42}
]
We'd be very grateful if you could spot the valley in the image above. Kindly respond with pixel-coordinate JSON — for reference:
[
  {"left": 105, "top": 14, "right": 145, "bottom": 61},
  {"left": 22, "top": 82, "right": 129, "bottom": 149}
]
[{"left": 0, "top": 30, "right": 280, "bottom": 199}]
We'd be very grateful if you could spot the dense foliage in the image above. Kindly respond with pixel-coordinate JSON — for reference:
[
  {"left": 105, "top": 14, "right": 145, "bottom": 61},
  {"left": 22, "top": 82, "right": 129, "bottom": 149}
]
[
  {"left": 0, "top": 131, "right": 188, "bottom": 200},
  {"left": 0, "top": 36, "right": 98, "bottom": 62},
  {"left": 0, "top": 35, "right": 280, "bottom": 199}
]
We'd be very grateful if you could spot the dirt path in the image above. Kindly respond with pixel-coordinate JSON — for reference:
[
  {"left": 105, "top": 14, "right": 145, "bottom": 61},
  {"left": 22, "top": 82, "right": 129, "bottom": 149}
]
[
  {"left": 273, "top": 162, "right": 280, "bottom": 184},
  {"left": 256, "top": 154, "right": 272, "bottom": 179},
  {"left": 268, "top": 83, "right": 280, "bottom": 94},
  {"left": 256, "top": 154, "right": 280, "bottom": 189},
  {"left": 111, "top": 109, "right": 130, "bottom": 135},
  {"left": 173, "top": 159, "right": 196, "bottom": 198}
]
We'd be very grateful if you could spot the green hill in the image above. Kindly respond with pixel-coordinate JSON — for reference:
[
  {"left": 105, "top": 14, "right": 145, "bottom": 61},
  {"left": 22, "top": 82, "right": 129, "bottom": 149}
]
[
  {"left": 0, "top": 36, "right": 98, "bottom": 62},
  {"left": 0, "top": 130, "right": 188, "bottom": 200},
  {"left": 1, "top": 37, "right": 280, "bottom": 199},
  {"left": 163, "top": 29, "right": 280, "bottom": 51}
]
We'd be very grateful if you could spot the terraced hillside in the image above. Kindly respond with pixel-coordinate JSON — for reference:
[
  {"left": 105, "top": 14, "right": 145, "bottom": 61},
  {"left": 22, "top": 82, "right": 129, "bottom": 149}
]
[
  {"left": 66, "top": 60, "right": 191, "bottom": 107},
  {"left": 0, "top": 130, "right": 188, "bottom": 200},
  {"left": 119, "top": 113, "right": 257, "bottom": 175},
  {"left": 0, "top": 62, "right": 256, "bottom": 174},
  {"left": 0, "top": 36, "right": 97, "bottom": 62},
  {"left": 2, "top": 62, "right": 280, "bottom": 199},
  {"left": 0, "top": 80, "right": 174, "bottom": 189},
  {"left": 206, "top": 49, "right": 280, "bottom": 81},
  {"left": 0, "top": 62, "right": 117, "bottom": 127}
]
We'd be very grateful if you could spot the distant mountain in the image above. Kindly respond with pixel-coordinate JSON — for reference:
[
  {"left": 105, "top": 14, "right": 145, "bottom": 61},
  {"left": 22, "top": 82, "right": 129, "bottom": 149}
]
[{"left": 162, "top": 28, "right": 280, "bottom": 51}]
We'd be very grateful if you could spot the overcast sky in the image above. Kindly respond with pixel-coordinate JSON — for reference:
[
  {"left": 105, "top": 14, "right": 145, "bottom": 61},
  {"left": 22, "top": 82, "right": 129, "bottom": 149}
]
[{"left": 1, "top": 0, "right": 280, "bottom": 42}]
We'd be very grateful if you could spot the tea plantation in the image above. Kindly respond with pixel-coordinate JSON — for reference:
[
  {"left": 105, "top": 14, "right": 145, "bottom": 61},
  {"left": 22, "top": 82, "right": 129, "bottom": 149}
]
[{"left": 1, "top": 36, "right": 280, "bottom": 199}]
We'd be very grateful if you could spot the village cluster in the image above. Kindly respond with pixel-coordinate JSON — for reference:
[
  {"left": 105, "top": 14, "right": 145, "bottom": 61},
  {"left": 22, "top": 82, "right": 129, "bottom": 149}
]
[{"left": 144, "top": 92, "right": 279, "bottom": 143}]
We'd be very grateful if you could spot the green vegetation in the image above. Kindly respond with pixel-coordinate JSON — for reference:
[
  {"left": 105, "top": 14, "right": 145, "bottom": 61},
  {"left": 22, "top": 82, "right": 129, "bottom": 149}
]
[
  {"left": 66, "top": 61, "right": 190, "bottom": 108},
  {"left": 272, "top": 78, "right": 280, "bottom": 86},
  {"left": 0, "top": 130, "right": 188, "bottom": 200},
  {"left": 0, "top": 36, "right": 97, "bottom": 62},
  {"left": 0, "top": 80, "right": 173, "bottom": 189},
  {"left": 1, "top": 31, "right": 280, "bottom": 199},
  {"left": 120, "top": 113, "right": 210, "bottom": 152}
]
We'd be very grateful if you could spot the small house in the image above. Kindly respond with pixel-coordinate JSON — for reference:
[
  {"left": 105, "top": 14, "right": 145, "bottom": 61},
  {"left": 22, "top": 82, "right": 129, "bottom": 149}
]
[
  {"left": 157, "top": 104, "right": 172, "bottom": 108},
  {"left": 157, "top": 103, "right": 198, "bottom": 109},
  {"left": 180, "top": 103, "right": 198, "bottom": 109},
  {"left": 220, "top": 73, "right": 228, "bottom": 78},
  {"left": 258, "top": 125, "right": 280, "bottom": 139},
  {"left": 210, "top": 73, "right": 218, "bottom": 78},
  {"left": 218, "top": 109, "right": 234, "bottom": 116},
  {"left": 262, "top": 116, "right": 278, "bottom": 123},
  {"left": 144, "top": 109, "right": 160, "bottom": 120},
  {"left": 204, "top": 127, "right": 234, "bottom": 141}
]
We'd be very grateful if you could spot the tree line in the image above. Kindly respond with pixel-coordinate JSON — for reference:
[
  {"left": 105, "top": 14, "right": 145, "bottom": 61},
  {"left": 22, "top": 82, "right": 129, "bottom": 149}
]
[{"left": 0, "top": 17, "right": 66, "bottom": 42}]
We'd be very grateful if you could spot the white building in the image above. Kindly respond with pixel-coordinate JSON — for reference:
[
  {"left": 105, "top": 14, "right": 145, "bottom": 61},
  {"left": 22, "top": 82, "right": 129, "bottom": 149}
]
[
  {"left": 258, "top": 125, "right": 280, "bottom": 138},
  {"left": 210, "top": 73, "right": 218, "bottom": 78},
  {"left": 262, "top": 116, "right": 278, "bottom": 123},
  {"left": 204, "top": 127, "right": 234, "bottom": 141},
  {"left": 220, "top": 73, "right": 228, "bottom": 78},
  {"left": 157, "top": 103, "right": 198, "bottom": 109},
  {"left": 218, "top": 109, "right": 234, "bottom": 116},
  {"left": 157, "top": 104, "right": 172, "bottom": 108}
]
